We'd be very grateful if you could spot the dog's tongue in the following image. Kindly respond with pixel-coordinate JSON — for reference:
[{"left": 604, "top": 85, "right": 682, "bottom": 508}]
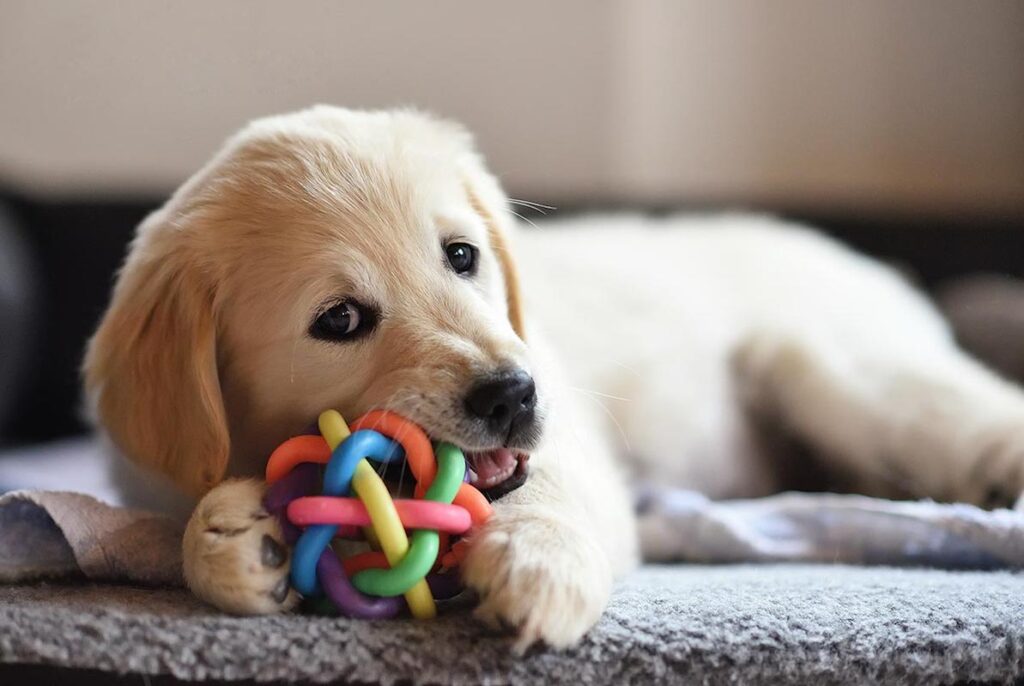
[{"left": 467, "top": 448, "right": 518, "bottom": 488}]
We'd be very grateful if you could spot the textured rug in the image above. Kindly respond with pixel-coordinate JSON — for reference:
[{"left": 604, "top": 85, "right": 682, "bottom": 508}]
[{"left": 3, "top": 564, "right": 1024, "bottom": 685}]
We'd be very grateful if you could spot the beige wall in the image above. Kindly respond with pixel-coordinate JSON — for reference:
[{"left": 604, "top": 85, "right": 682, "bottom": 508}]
[{"left": 1, "top": 1, "right": 1022, "bottom": 213}]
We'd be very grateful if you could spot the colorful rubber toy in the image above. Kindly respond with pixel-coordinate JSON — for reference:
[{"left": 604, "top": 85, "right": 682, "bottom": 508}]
[{"left": 262, "top": 409, "right": 492, "bottom": 619}]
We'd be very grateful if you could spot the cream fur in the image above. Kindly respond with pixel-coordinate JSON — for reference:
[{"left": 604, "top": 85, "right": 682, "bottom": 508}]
[{"left": 85, "top": 106, "right": 1024, "bottom": 650}]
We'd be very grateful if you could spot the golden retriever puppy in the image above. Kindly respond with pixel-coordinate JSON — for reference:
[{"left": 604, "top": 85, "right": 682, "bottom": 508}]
[
  {"left": 85, "top": 106, "right": 1024, "bottom": 649},
  {"left": 84, "top": 106, "right": 635, "bottom": 648}
]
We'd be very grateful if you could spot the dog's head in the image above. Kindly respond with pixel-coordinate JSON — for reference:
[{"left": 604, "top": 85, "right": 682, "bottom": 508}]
[{"left": 84, "top": 106, "right": 540, "bottom": 501}]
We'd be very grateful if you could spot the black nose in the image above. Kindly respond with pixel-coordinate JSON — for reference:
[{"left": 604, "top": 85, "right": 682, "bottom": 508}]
[{"left": 464, "top": 369, "right": 537, "bottom": 438}]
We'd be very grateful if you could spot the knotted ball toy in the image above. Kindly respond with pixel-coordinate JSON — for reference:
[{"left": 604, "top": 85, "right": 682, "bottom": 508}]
[{"left": 263, "top": 409, "right": 492, "bottom": 619}]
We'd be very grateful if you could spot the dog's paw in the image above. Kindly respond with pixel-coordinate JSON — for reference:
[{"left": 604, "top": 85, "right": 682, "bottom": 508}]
[
  {"left": 462, "top": 505, "right": 612, "bottom": 652},
  {"left": 182, "top": 479, "right": 299, "bottom": 614},
  {"left": 964, "top": 424, "right": 1024, "bottom": 510}
]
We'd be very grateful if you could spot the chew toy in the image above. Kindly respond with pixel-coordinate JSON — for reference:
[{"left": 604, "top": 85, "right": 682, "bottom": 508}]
[{"left": 263, "top": 409, "right": 492, "bottom": 619}]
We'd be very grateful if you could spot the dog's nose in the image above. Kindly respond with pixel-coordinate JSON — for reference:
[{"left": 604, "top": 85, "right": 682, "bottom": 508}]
[{"left": 464, "top": 369, "right": 537, "bottom": 437}]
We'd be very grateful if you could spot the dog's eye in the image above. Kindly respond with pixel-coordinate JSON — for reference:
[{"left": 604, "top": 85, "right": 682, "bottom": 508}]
[
  {"left": 444, "top": 242, "right": 477, "bottom": 275},
  {"left": 310, "top": 301, "right": 375, "bottom": 341}
]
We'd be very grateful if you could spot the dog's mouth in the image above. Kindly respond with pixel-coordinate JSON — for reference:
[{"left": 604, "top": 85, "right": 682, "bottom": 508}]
[
  {"left": 372, "top": 441, "right": 530, "bottom": 501},
  {"left": 304, "top": 417, "right": 531, "bottom": 500},
  {"left": 464, "top": 448, "right": 531, "bottom": 500}
]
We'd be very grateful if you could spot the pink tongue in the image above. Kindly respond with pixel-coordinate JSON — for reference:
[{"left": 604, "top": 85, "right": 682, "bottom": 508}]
[{"left": 469, "top": 448, "right": 517, "bottom": 483}]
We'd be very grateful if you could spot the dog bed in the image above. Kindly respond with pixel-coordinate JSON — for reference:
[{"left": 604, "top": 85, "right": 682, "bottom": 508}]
[
  {"left": 3, "top": 564, "right": 1024, "bottom": 685},
  {"left": 4, "top": 462, "right": 1024, "bottom": 684}
]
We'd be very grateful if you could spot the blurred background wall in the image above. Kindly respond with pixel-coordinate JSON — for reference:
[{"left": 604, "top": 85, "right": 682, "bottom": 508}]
[
  {"left": 0, "top": 0, "right": 1022, "bottom": 444},
  {"left": 2, "top": 0, "right": 1022, "bottom": 212}
]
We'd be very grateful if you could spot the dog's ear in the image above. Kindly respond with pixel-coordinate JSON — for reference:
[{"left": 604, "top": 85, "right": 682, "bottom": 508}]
[
  {"left": 83, "top": 211, "right": 229, "bottom": 498},
  {"left": 402, "top": 110, "right": 526, "bottom": 339},
  {"left": 485, "top": 211, "right": 526, "bottom": 341},
  {"left": 464, "top": 177, "right": 527, "bottom": 341}
]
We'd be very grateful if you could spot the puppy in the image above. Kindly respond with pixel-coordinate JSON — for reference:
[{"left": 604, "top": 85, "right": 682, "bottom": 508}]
[{"left": 85, "top": 106, "right": 1024, "bottom": 649}]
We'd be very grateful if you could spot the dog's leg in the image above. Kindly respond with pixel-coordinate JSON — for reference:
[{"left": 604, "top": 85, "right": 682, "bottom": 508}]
[
  {"left": 461, "top": 388, "right": 639, "bottom": 651},
  {"left": 182, "top": 478, "right": 299, "bottom": 614},
  {"left": 734, "top": 328, "right": 1024, "bottom": 507}
]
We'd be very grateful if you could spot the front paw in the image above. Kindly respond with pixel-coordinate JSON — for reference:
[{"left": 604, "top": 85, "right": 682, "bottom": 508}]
[
  {"left": 182, "top": 479, "right": 299, "bottom": 614},
  {"left": 462, "top": 505, "right": 612, "bottom": 651}
]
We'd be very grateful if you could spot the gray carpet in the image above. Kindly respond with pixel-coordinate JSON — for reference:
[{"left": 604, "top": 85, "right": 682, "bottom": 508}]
[{"left": 2, "top": 564, "right": 1024, "bottom": 685}]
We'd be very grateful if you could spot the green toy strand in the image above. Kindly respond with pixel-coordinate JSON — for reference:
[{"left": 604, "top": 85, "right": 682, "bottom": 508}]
[{"left": 352, "top": 442, "right": 465, "bottom": 597}]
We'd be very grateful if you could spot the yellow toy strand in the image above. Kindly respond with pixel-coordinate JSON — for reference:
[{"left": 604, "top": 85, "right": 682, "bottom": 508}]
[
  {"left": 315, "top": 410, "right": 380, "bottom": 544},
  {"left": 352, "top": 463, "right": 436, "bottom": 618},
  {"left": 318, "top": 409, "right": 352, "bottom": 448},
  {"left": 318, "top": 410, "right": 436, "bottom": 619}
]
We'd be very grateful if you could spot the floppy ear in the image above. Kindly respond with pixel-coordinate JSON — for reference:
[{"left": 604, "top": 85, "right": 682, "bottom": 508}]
[
  {"left": 410, "top": 110, "right": 526, "bottom": 339},
  {"left": 83, "top": 214, "right": 229, "bottom": 498},
  {"left": 465, "top": 180, "right": 527, "bottom": 341}
]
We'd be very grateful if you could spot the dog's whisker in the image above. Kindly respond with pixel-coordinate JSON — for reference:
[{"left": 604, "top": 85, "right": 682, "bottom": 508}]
[
  {"left": 607, "top": 358, "right": 643, "bottom": 377},
  {"left": 289, "top": 335, "right": 299, "bottom": 385},
  {"left": 507, "top": 209, "right": 541, "bottom": 231},
  {"left": 507, "top": 203, "right": 548, "bottom": 216},
  {"left": 575, "top": 390, "right": 632, "bottom": 453},
  {"left": 568, "top": 386, "right": 633, "bottom": 403},
  {"left": 508, "top": 197, "right": 556, "bottom": 213},
  {"left": 508, "top": 197, "right": 552, "bottom": 208},
  {"left": 395, "top": 458, "right": 408, "bottom": 496}
]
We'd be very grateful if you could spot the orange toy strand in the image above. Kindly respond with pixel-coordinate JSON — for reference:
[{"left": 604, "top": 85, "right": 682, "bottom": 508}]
[
  {"left": 441, "top": 540, "right": 472, "bottom": 569},
  {"left": 342, "top": 551, "right": 389, "bottom": 576},
  {"left": 452, "top": 484, "right": 492, "bottom": 525},
  {"left": 266, "top": 434, "right": 331, "bottom": 483},
  {"left": 350, "top": 410, "right": 436, "bottom": 486}
]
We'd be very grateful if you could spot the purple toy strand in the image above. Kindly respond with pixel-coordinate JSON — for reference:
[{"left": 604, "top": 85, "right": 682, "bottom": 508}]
[
  {"left": 318, "top": 551, "right": 403, "bottom": 618},
  {"left": 263, "top": 462, "right": 404, "bottom": 618},
  {"left": 264, "top": 464, "right": 318, "bottom": 545}
]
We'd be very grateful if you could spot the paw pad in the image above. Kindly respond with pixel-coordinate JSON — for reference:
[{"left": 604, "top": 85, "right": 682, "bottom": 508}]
[{"left": 261, "top": 534, "right": 288, "bottom": 568}]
